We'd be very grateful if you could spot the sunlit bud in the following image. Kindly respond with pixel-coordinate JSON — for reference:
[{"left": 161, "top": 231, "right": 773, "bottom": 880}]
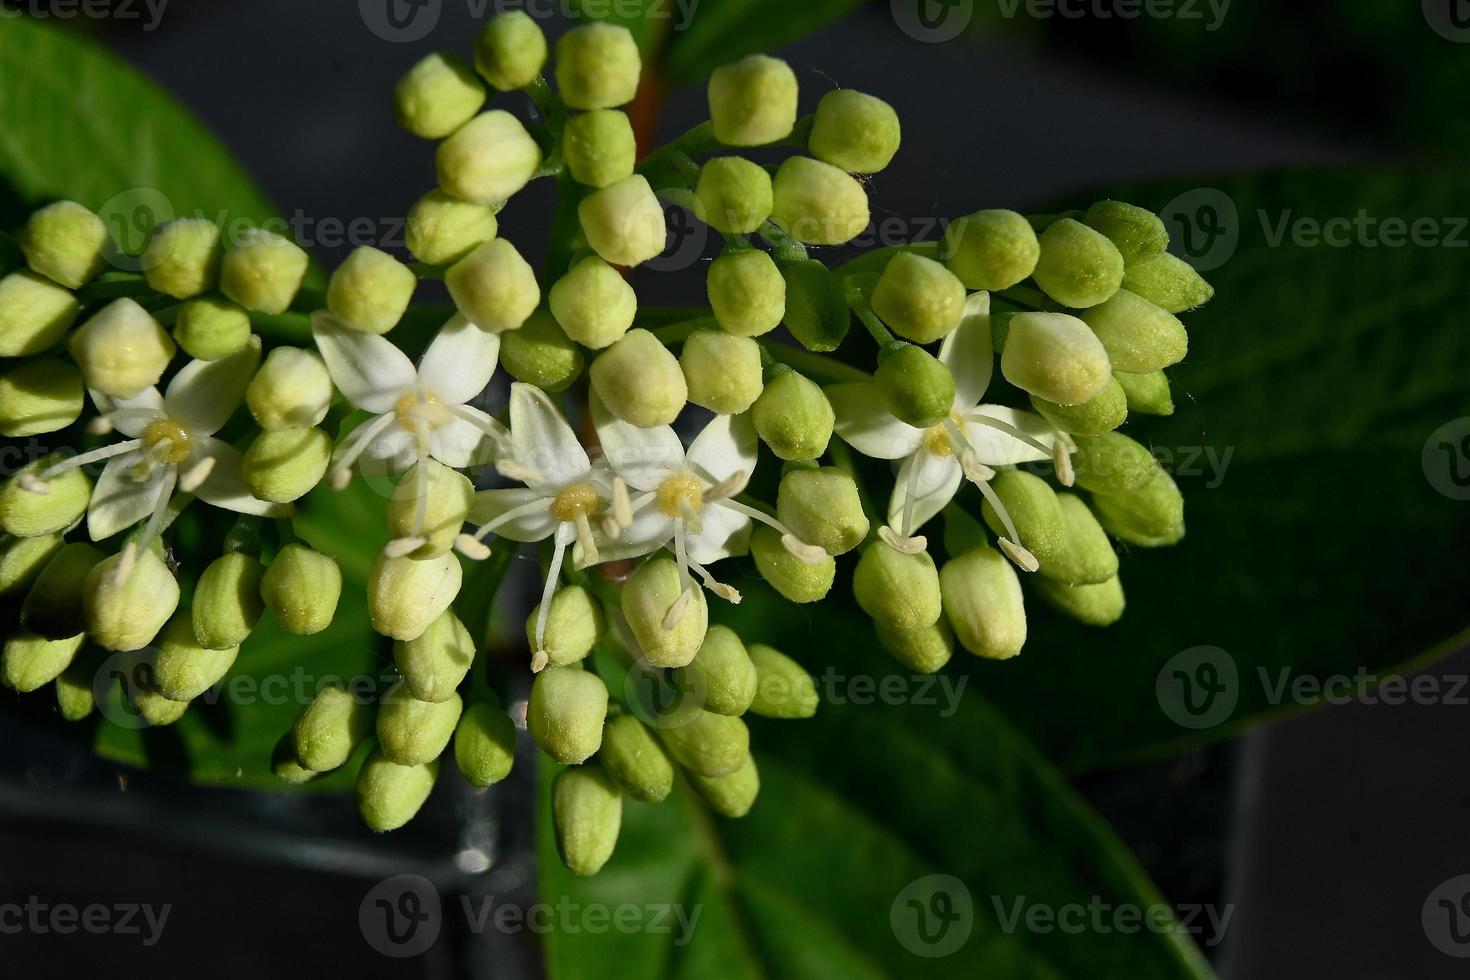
[
  {"left": 940, "top": 545, "right": 1027, "bottom": 660},
  {"left": 143, "top": 218, "right": 223, "bottom": 299},
  {"left": 0, "top": 533, "right": 64, "bottom": 599},
  {"left": 528, "top": 665, "right": 610, "bottom": 764},
  {"left": 564, "top": 109, "right": 637, "bottom": 188},
  {"left": 681, "top": 330, "right": 764, "bottom": 415},
  {"left": 752, "top": 369, "right": 833, "bottom": 460},
  {"left": 621, "top": 557, "right": 708, "bottom": 668},
  {"left": 395, "top": 609, "right": 475, "bottom": 703},
  {"left": 193, "top": 552, "right": 265, "bottom": 650},
  {"left": 853, "top": 538, "right": 943, "bottom": 632},
  {"left": 549, "top": 256, "right": 636, "bottom": 350},
  {"left": 877, "top": 620, "right": 954, "bottom": 674},
  {"left": 979, "top": 470, "right": 1065, "bottom": 564},
  {"left": 1036, "top": 574, "right": 1126, "bottom": 627},
  {"left": 875, "top": 343, "right": 955, "bottom": 428},
  {"left": 271, "top": 734, "right": 321, "bottom": 785},
  {"left": 394, "top": 52, "right": 486, "bottom": 139},
  {"left": 678, "top": 625, "right": 757, "bottom": 717},
  {"left": 243, "top": 426, "right": 332, "bottom": 504},
  {"left": 454, "top": 702, "right": 517, "bottom": 788},
  {"left": 1037, "top": 493, "right": 1119, "bottom": 586},
  {"left": 1121, "top": 252, "right": 1214, "bottom": 313},
  {"left": 553, "top": 765, "right": 622, "bottom": 877},
  {"left": 0, "top": 357, "right": 83, "bottom": 436},
  {"left": 688, "top": 754, "right": 760, "bottom": 818},
  {"left": 600, "top": 713, "right": 674, "bottom": 803},
  {"left": 776, "top": 466, "right": 869, "bottom": 556},
  {"left": 0, "top": 454, "right": 91, "bottom": 537},
  {"left": 1114, "top": 369, "right": 1174, "bottom": 416},
  {"left": 2, "top": 631, "right": 84, "bottom": 693},
  {"left": 246, "top": 346, "right": 332, "bottom": 431},
  {"left": 0, "top": 270, "right": 80, "bottom": 357},
  {"left": 659, "top": 709, "right": 748, "bottom": 777},
  {"left": 327, "top": 246, "right": 419, "bottom": 334},
  {"left": 1031, "top": 377, "right": 1127, "bottom": 436},
  {"left": 1069, "top": 431, "right": 1163, "bottom": 495},
  {"left": 55, "top": 660, "right": 96, "bottom": 722},
  {"left": 84, "top": 548, "right": 180, "bottom": 652},
  {"left": 695, "top": 157, "right": 773, "bottom": 234},
  {"left": 746, "top": 643, "right": 818, "bottom": 719},
  {"left": 173, "top": 296, "right": 251, "bottom": 360},
  {"left": 808, "top": 90, "right": 901, "bottom": 174},
  {"left": 501, "top": 310, "right": 586, "bottom": 392},
  {"left": 943, "top": 209, "right": 1040, "bottom": 291},
  {"left": 368, "top": 551, "right": 463, "bottom": 642},
  {"left": 220, "top": 228, "right": 310, "bottom": 315},
  {"left": 556, "top": 22, "right": 641, "bottom": 109},
  {"left": 780, "top": 259, "right": 849, "bottom": 351},
  {"left": 1092, "top": 470, "right": 1185, "bottom": 547},
  {"left": 1080, "top": 288, "right": 1189, "bottom": 374},
  {"left": 1084, "top": 200, "right": 1168, "bottom": 265},
  {"left": 150, "top": 614, "right": 238, "bottom": 702},
  {"left": 445, "top": 238, "right": 541, "bottom": 332},
  {"left": 20, "top": 201, "right": 108, "bottom": 289},
  {"left": 21, "top": 541, "right": 104, "bottom": 639},
  {"left": 357, "top": 749, "right": 439, "bottom": 832},
  {"left": 708, "top": 54, "right": 798, "bottom": 146},
  {"left": 527, "top": 585, "right": 603, "bottom": 670},
  {"left": 1032, "top": 218, "right": 1125, "bottom": 309},
  {"left": 260, "top": 543, "right": 342, "bottom": 636},
  {"left": 291, "top": 683, "right": 374, "bottom": 772},
  {"left": 770, "top": 157, "right": 870, "bottom": 246},
  {"left": 387, "top": 460, "right": 474, "bottom": 559},
  {"left": 871, "top": 252, "right": 967, "bottom": 344},
  {"left": 707, "top": 250, "right": 785, "bottom": 338},
  {"left": 377, "top": 680, "right": 464, "bottom": 766},
  {"left": 1000, "top": 311, "right": 1112, "bottom": 406},
  {"left": 589, "top": 328, "right": 687, "bottom": 428},
  {"left": 437, "top": 112, "right": 543, "bottom": 207},
  {"left": 750, "top": 524, "right": 835, "bottom": 603},
  {"left": 578, "top": 175, "right": 667, "bottom": 268},
  {"left": 68, "top": 298, "right": 174, "bottom": 398},
  {"left": 474, "top": 10, "right": 548, "bottom": 90},
  {"left": 406, "top": 190, "right": 499, "bottom": 267}
]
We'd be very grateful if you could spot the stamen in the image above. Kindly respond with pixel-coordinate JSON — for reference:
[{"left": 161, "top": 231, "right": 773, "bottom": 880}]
[
  {"left": 612, "top": 478, "right": 633, "bottom": 527},
  {"left": 329, "top": 412, "right": 399, "bottom": 487},
  {"left": 328, "top": 468, "right": 353, "bottom": 491},
  {"left": 411, "top": 440, "right": 431, "bottom": 538},
  {"left": 17, "top": 474, "right": 49, "bottom": 495},
  {"left": 446, "top": 403, "right": 511, "bottom": 447},
  {"left": 116, "top": 466, "right": 179, "bottom": 585},
  {"left": 970, "top": 475, "right": 1038, "bottom": 573},
  {"left": 1054, "top": 441, "right": 1075, "bottom": 487},
  {"left": 32, "top": 439, "right": 145, "bottom": 485},
  {"left": 662, "top": 587, "right": 694, "bottom": 631},
  {"left": 455, "top": 534, "right": 492, "bottom": 560},
  {"left": 530, "top": 650, "right": 550, "bottom": 673},
  {"left": 959, "top": 450, "right": 995, "bottom": 486},
  {"left": 573, "top": 511, "right": 601, "bottom": 567},
  {"left": 704, "top": 470, "right": 749, "bottom": 501},
  {"left": 690, "top": 560, "right": 741, "bottom": 604},
  {"left": 178, "top": 455, "right": 216, "bottom": 493},
  {"left": 470, "top": 498, "right": 553, "bottom": 543},
  {"left": 998, "top": 537, "right": 1040, "bottom": 573},
  {"left": 533, "top": 527, "right": 572, "bottom": 651},
  {"left": 87, "top": 417, "right": 113, "bottom": 436},
  {"left": 383, "top": 536, "right": 427, "bottom": 559},
  {"left": 901, "top": 453, "right": 921, "bottom": 538},
  {"left": 963, "top": 412, "right": 1060, "bottom": 460},
  {"left": 113, "top": 542, "right": 139, "bottom": 587},
  {"left": 715, "top": 499, "right": 830, "bottom": 565},
  {"left": 496, "top": 459, "right": 544, "bottom": 484},
  {"left": 600, "top": 514, "right": 623, "bottom": 540},
  {"left": 673, "top": 518, "right": 692, "bottom": 594},
  {"left": 879, "top": 525, "right": 928, "bottom": 554},
  {"left": 678, "top": 497, "right": 704, "bottom": 536}
]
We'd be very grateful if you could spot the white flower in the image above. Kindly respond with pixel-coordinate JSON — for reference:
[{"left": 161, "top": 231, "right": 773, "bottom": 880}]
[{"left": 829, "top": 292, "right": 1074, "bottom": 570}]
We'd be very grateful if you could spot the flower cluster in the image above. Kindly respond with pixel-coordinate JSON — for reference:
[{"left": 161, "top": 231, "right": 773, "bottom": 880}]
[{"left": 0, "top": 12, "right": 1212, "bottom": 876}]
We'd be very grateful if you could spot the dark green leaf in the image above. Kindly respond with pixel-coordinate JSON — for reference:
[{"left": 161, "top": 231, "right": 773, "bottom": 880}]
[{"left": 661, "top": 0, "right": 863, "bottom": 83}]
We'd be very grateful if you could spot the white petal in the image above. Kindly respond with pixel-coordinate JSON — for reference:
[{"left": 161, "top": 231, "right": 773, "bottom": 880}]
[
  {"left": 358, "top": 425, "right": 420, "bottom": 475},
  {"left": 428, "top": 412, "right": 495, "bottom": 468},
  {"left": 192, "top": 441, "right": 291, "bottom": 517},
  {"left": 591, "top": 391, "right": 682, "bottom": 492},
  {"left": 964, "top": 406, "right": 1060, "bottom": 467},
  {"left": 828, "top": 382, "right": 925, "bottom": 460},
  {"left": 87, "top": 451, "right": 163, "bottom": 540},
  {"left": 509, "top": 384, "right": 590, "bottom": 493},
  {"left": 887, "top": 450, "right": 963, "bottom": 536},
  {"left": 468, "top": 488, "right": 558, "bottom": 542},
  {"left": 92, "top": 388, "right": 165, "bottom": 437},
  {"left": 418, "top": 313, "right": 501, "bottom": 406},
  {"left": 686, "top": 413, "right": 757, "bottom": 488},
  {"left": 686, "top": 503, "right": 752, "bottom": 565},
  {"left": 591, "top": 504, "right": 674, "bottom": 564},
  {"left": 164, "top": 339, "right": 262, "bottom": 436},
  {"left": 940, "top": 292, "right": 994, "bottom": 412},
  {"left": 312, "top": 311, "right": 416, "bottom": 414}
]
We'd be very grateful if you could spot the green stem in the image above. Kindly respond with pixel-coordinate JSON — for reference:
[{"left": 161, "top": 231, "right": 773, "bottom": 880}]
[
  {"left": 846, "top": 283, "right": 895, "bottom": 349},
  {"left": 757, "top": 220, "right": 807, "bottom": 265}
]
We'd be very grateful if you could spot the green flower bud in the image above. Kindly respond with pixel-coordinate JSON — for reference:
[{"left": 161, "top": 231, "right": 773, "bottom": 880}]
[
  {"left": 1070, "top": 432, "right": 1162, "bottom": 495},
  {"left": 1037, "top": 493, "right": 1119, "bottom": 586},
  {"left": 143, "top": 218, "right": 221, "bottom": 300},
  {"left": 809, "top": 90, "right": 901, "bottom": 174},
  {"left": 474, "top": 11, "right": 548, "bottom": 91},
  {"left": 770, "top": 157, "right": 870, "bottom": 246},
  {"left": 1114, "top": 370, "right": 1174, "bottom": 416},
  {"left": 454, "top": 702, "right": 517, "bottom": 788},
  {"left": 357, "top": 749, "right": 439, "bottom": 832},
  {"left": 377, "top": 680, "right": 463, "bottom": 766},
  {"left": 553, "top": 765, "right": 622, "bottom": 877},
  {"left": 406, "top": 190, "right": 499, "bottom": 267},
  {"left": 694, "top": 157, "right": 773, "bottom": 234},
  {"left": 621, "top": 556, "right": 708, "bottom": 668},
  {"left": 1092, "top": 470, "right": 1185, "bottom": 547},
  {"left": 20, "top": 201, "right": 108, "bottom": 289},
  {"left": 549, "top": 256, "right": 637, "bottom": 350},
  {"left": 871, "top": 252, "right": 967, "bottom": 344},
  {"left": 747, "top": 643, "right": 818, "bottom": 719},
  {"left": 0, "top": 532, "right": 64, "bottom": 599},
  {"left": 56, "top": 660, "right": 96, "bottom": 722},
  {"left": 659, "top": 709, "right": 748, "bottom": 777},
  {"left": 2, "top": 631, "right": 84, "bottom": 693},
  {"left": 445, "top": 238, "right": 541, "bottom": 332},
  {"left": 599, "top": 713, "right": 674, "bottom": 803},
  {"left": 780, "top": 259, "right": 849, "bottom": 351},
  {"left": 368, "top": 551, "right": 463, "bottom": 642},
  {"left": 437, "top": 110, "right": 543, "bottom": 205},
  {"left": 128, "top": 679, "right": 190, "bottom": 727},
  {"left": 687, "top": 754, "right": 760, "bottom": 818},
  {"left": 1035, "top": 574, "right": 1125, "bottom": 627},
  {"left": 980, "top": 470, "right": 1065, "bottom": 564},
  {"left": 0, "top": 270, "right": 80, "bottom": 357},
  {"left": 84, "top": 548, "right": 180, "bottom": 652},
  {"left": 1121, "top": 252, "right": 1214, "bottom": 313},
  {"left": 681, "top": 330, "right": 763, "bottom": 415},
  {"left": 943, "top": 209, "right": 1040, "bottom": 291},
  {"left": 564, "top": 110, "right": 637, "bottom": 189},
  {"left": 0, "top": 357, "right": 83, "bottom": 436},
  {"left": 707, "top": 250, "right": 785, "bottom": 338},
  {"left": 877, "top": 620, "right": 954, "bottom": 674},
  {"left": 193, "top": 552, "right": 265, "bottom": 650},
  {"left": 940, "top": 545, "right": 1027, "bottom": 660},
  {"left": 387, "top": 460, "right": 474, "bottom": 559},
  {"left": 1079, "top": 288, "right": 1188, "bottom": 374},
  {"left": 752, "top": 370, "right": 833, "bottom": 460},
  {"left": 151, "top": 614, "right": 238, "bottom": 702},
  {"left": 1000, "top": 311, "right": 1112, "bottom": 406},
  {"left": 1031, "top": 377, "right": 1127, "bottom": 436},
  {"left": 578, "top": 175, "right": 667, "bottom": 268},
  {"left": 394, "top": 52, "right": 486, "bottom": 140},
  {"left": 708, "top": 54, "right": 798, "bottom": 146},
  {"left": 0, "top": 454, "right": 90, "bottom": 537},
  {"left": 21, "top": 541, "right": 104, "bottom": 639},
  {"left": 246, "top": 346, "right": 333, "bottom": 431},
  {"left": 853, "top": 539, "right": 943, "bottom": 632},
  {"left": 272, "top": 733, "right": 321, "bottom": 785},
  {"left": 750, "top": 524, "right": 835, "bottom": 603},
  {"left": 589, "top": 328, "right": 687, "bottom": 428},
  {"left": 678, "top": 625, "right": 757, "bottom": 717},
  {"left": 1084, "top": 200, "right": 1168, "bottom": 265},
  {"left": 260, "top": 543, "right": 342, "bottom": 636},
  {"left": 396, "top": 609, "right": 475, "bottom": 703},
  {"left": 776, "top": 466, "right": 869, "bottom": 556},
  {"left": 556, "top": 23, "right": 641, "bottom": 110},
  {"left": 529, "top": 666, "right": 610, "bottom": 764},
  {"left": 501, "top": 310, "right": 585, "bottom": 392},
  {"left": 242, "top": 427, "right": 331, "bottom": 504},
  {"left": 875, "top": 343, "right": 956, "bottom": 428},
  {"left": 68, "top": 298, "right": 175, "bottom": 398},
  {"left": 1032, "top": 218, "right": 1125, "bottom": 309},
  {"left": 294, "top": 683, "right": 373, "bottom": 771},
  {"left": 173, "top": 296, "right": 251, "bottom": 360},
  {"left": 327, "top": 246, "right": 418, "bottom": 334},
  {"left": 527, "top": 585, "right": 603, "bottom": 670},
  {"left": 219, "top": 228, "right": 310, "bottom": 316}
]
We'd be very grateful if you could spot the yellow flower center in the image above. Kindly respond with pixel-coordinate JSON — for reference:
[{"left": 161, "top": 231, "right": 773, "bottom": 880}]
[
  {"left": 394, "top": 392, "right": 450, "bottom": 431},
  {"left": 923, "top": 420, "right": 956, "bottom": 457},
  {"left": 657, "top": 473, "right": 704, "bottom": 518},
  {"left": 143, "top": 419, "right": 192, "bottom": 464},
  {"left": 551, "top": 483, "right": 601, "bottom": 523}
]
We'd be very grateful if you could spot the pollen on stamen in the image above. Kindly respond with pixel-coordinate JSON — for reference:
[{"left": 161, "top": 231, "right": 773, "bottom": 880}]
[
  {"left": 959, "top": 450, "right": 995, "bottom": 485},
  {"left": 530, "top": 650, "right": 551, "bottom": 673},
  {"left": 87, "top": 416, "right": 114, "bottom": 436},
  {"left": 705, "top": 470, "right": 749, "bottom": 501},
  {"left": 781, "top": 533, "right": 828, "bottom": 565},
  {"left": 1054, "top": 442, "right": 1075, "bottom": 487},
  {"left": 17, "top": 473, "right": 50, "bottom": 495},
  {"left": 383, "top": 536, "right": 428, "bottom": 559},
  {"left": 113, "top": 542, "right": 139, "bottom": 587},
  {"left": 612, "top": 477, "right": 633, "bottom": 528},
  {"left": 708, "top": 582, "right": 742, "bottom": 604},
  {"left": 998, "top": 537, "right": 1040, "bottom": 573},
  {"left": 329, "top": 468, "right": 352, "bottom": 491},
  {"left": 455, "top": 534, "right": 492, "bottom": 560},
  {"left": 662, "top": 587, "right": 694, "bottom": 630},
  {"left": 497, "top": 459, "right": 544, "bottom": 484},
  {"left": 179, "top": 456, "right": 216, "bottom": 493},
  {"left": 879, "top": 525, "right": 928, "bottom": 555}
]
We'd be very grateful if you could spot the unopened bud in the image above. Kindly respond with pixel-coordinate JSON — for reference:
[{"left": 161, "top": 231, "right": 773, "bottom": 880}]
[
  {"left": 752, "top": 370, "right": 833, "bottom": 460},
  {"left": 1, "top": 454, "right": 91, "bottom": 537},
  {"left": 0, "top": 533, "right": 64, "bottom": 599},
  {"left": 1069, "top": 432, "right": 1163, "bottom": 495},
  {"left": 356, "top": 749, "right": 439, "bottom": 832},
  {"left": 244, "top": 426, "right": 332, "bottom": 504},
  {"left": 770, "top": 157, "right": 869, "bottom": 246},
  {"left": 678, "top": 625, "right": 757, "bottom": 716},
  {"left": 708, "top": 54, "right": 798, "bottom": 146},
  {"left": 173, "top": 296, "right": 252, "bottom": 360},
  {"left": 377, "top": 680, "right": 463, "bottom": 766},
  {"left": 871, "top": 252, "right": 967, "bottom": 344},
  {"left": 151, "top": 614, "right": 238, "bottom": 702},
  {"left": 578, "top": 175, "right": 667, "bottom": 268},
  {"left": 21, "top": 201, "right": 108, "bottom": 289},
  {"left": 809, "top": 90, "right": 901, "bottom": 174},
  {"left": 68, "top": 298, "right": 174, "bottom": 398},
  {"left": 780, "top": 259, "right": 849, "bottom": 351},
  {"left": 396, "top": 609, "right": 475, "bottom": 703},
  {"left": 474, "top": 11, "right": 547, "bottom": 91},
  {"left": 553, "top": 765, "right": 622, "bottom": 876},
  {"left": 1080, "top": 288, "right": 1188, "bottom": 374},
  {"left": 659, "top": 709, "right": 749, "bottom": 777},
  {"left": 260, "top": 543, "right": 342, "bottom": 636},
  {"left": 55, "top": 660, "right": 96, "bottom": 722},
  {"left": 688, "top": 754, "right": 760, "bottom": 818},
  {"left": 589, "top": 328, "right": 687, "bottom": 428},
  {"left": 501, "top": 310, "right": 585, "bottom": 392},
  {"left": 549, "top": 256, "right": 637, "bottom": 350},
  {"left": 2, "top": 631, "right": 84, "bottom": 693},
  {"left": 564, "top": 109, "right": 637, "bottom": 189},
  {"left": 979, "top": 470, "right": 1065, "bottom": 564},
  {"left": 446, "top": 238, "right": 541, "bottom": 332},
  {"left": 387, "top": 460, "right": 474, "bottom": 558},
  {"left": 1031, "top": 377, "right": 1127, "bottom": 436},
  {"left": 272, "top": 733, "right": 320, "bottom": 785},
  {"left": 1000, "top": 311, "right": 1112, "bottom": 406},
  {"left": 293, "top": 683, "right": 373, "bottom": 771},
  {"left": 943, "top": 209, "right": 1040, "bottom": 291},
  {"left": 327, "top": 246, "right": 419, "bottom": 334},
  {"left": 193, "top": 552, "right": 265, "bottom": 649},
  {"left": 85, "top": 548, "right": 180, "bottom": 652},
  {"left": 1032, "top": 218, "right": 1125, "bottom": 309},
  {"left": 454, "top": 702, "right": 517, "bottom": 787},
  {"left": 1036, "top": 574, "right": 1126, "bottom": 627},
  {"left": 747, "top": 644, "right": 818, "bottom": 719},
  {"left": 600, "top": 713, "right": 674, "bottom": 803},
  {"left": 143, "top": 218, "right": 223, "bottom": 299},
  {"left": 368, "top": 551, "right": 462, "bottom": 642},
  {"left": 695, "top": 157, "right": 773, "bottom": 234},
  {"left": 1114, "top": 370, "right": 1174, "bottom": 416},
  {"left": 527, "top": 585, "right": 603, "bottom": 668},
  {"left": 708, "top": 250, "right": 785, "bottom": 338},
  {"left": 528, "top": 665, "right": 610, "bottom": 764},
  {"left": 622, "top": 557, "right": 708, "bottom": 668},
  {"left": 220, "top": 228, "right": 310, "bottom": 315},
  {"left": 556, "top": 22, "right": 641, "bottom": 109},
  {"left": 875, "top": 343, "right": 955, "bottom": 428},
  {"left": 776, "top": 467, "right": 869, "bottom": 556},
  {"left": 749, "top": 524, "right": 834, "bottom": 603},
  {"left": 128, "top": 679, "right": 190, "bottom": 727},
  {"left": 1083, "top": 200, "right": 1168, "bottom": 265},
  {"left": 1037, "top": 493, "right": 1119, "bottom": 586},
  {"left": 21, "top": 541, "right": 104, "bottom": 639},
  {"left": 246, "top": 346, "right": 333, "bottom": 430},
  {"left": 0, "top": 270, "right": 80, "bottom": 357},
  {"left": 0, "top": 358, "right": 83, "bottom": 436},
  {"left": 1122, "top": 252, "right": 1214, "bottom": 313},
  {"left": 436, "top": 111, "right": 543, "bottom": 205},
  {"left": 1092, "top": 470, "right": 1185, "bottom": 547},
  {"left": 681, "top": 330, "right": 764, "bottom": 415},
  {"left": 853, "top": 539, "right": 943, "bottom": 632},
  {"left": 394, "top": 52, "right": 486, "bottom": 139},
  {"left": 406, "top": 190, "right": 499, "bottom": 267},
  {"left": 940, "top": 545, "right": 1027, "bottom": 660},
  {"left": 877, "top": 621, "right": 954, "bottom": 674}
]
